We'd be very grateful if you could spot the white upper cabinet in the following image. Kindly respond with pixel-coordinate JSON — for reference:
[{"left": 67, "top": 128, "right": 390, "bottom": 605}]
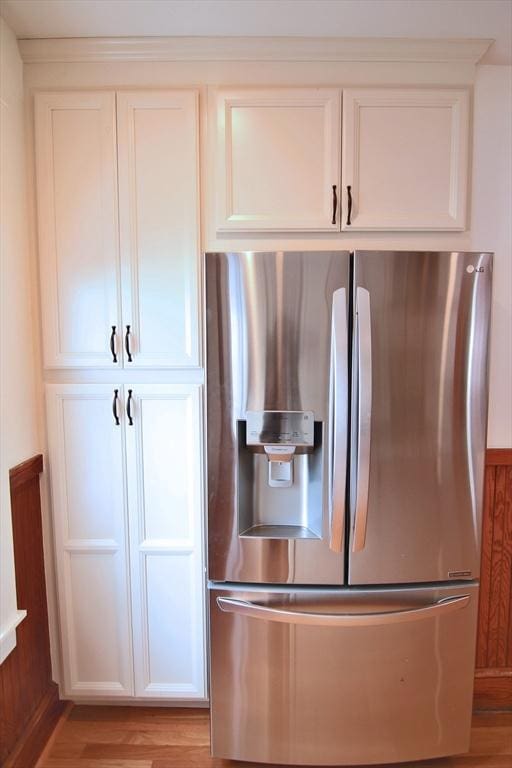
[
  {"left": 341, "top": 88, "right": 470, "bottom": 231},
  {"left": 124, "top": 384, "right": 206, "bottom": 698},
  {"left": 35, "top": 92, "right": 121, "bottom": 368},
  {"left": 46, "top": 384, "right": 133, "bottom": 697},
  {"left": 117, "top": 92, "right": 200, "bottom": 368},
  {"left": 35, "top": 89, "right": 200, "bottom": 369},
  {"left": 215, "top": 88, "right": 341, "bottom": 232}
]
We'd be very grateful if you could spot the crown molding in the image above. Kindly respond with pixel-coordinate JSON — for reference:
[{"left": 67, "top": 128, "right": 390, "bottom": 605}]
[{"left": 18, "top": 36, "right": 493, "bottom": 65}]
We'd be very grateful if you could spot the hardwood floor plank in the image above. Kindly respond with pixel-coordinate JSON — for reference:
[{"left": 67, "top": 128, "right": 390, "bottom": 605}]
[
  {"left": 56, "top": 722, "right": 209, "bottom": 746},
  {"left": 82, "top": 744, "right": 216, "bottom": 760},
  {"left": 40, "top": 761, "right": 153, "bottom": 768},
  {"left": 469, "top": 725, "right": 512, "bottom": 755}
]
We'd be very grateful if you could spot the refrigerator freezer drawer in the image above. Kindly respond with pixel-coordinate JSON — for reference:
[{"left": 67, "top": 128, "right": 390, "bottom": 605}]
[{"left": 209, "top": 582, "right": 478, "bottom": 766}]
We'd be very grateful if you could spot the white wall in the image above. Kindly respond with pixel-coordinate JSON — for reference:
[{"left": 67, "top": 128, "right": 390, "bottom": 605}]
[
  {"left": 0, "top": 16, "right": 40, "bottom": 662},
  {"left": 471, "top": 65, "right": 512, "bottom": 448}
]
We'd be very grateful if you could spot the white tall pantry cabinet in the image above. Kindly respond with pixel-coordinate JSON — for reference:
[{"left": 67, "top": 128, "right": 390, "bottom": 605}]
[{"left": 36, "top": 91, "right": 206, "bottom": 699}]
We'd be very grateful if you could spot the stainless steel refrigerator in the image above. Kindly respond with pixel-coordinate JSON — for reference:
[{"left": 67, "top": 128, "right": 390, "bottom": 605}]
[{"left": 205, "top": 250, "right": 492, "bottom": 765}]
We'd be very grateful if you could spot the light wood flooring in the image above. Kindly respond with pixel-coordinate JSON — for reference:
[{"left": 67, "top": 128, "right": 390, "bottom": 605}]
[{"left": 36, "top": 707, "right": 512, "bottom": 768}]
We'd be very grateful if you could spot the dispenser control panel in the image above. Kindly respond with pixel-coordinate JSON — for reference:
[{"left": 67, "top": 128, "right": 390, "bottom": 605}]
[{"left": 246, "top": 411, "right": 314, "bottom": 446}]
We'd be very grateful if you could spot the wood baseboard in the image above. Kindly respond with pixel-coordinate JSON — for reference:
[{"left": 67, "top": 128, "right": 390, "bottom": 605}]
[
  {"left": 474, "top": 670, "right": 512, "bottom": 711},
  {"left": 485, "top": 448, "right": 512, "bottom": 466},
  {"left": 3, "top": 683, "right": 65, "bottom": 768}
]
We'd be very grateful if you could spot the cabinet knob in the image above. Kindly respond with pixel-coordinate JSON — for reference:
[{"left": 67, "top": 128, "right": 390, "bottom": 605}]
[
  {"left": 112, "top": 389, "right": 120, "bottom": 426},
  {"left": 346, "top": 185, "right": 352, "bottom": 226},
  {"left": 125, "top": 325, "right": 133, "bottom": 362},
  {"left": 332, "top": 185, "right": 338, "bottom": 225}
]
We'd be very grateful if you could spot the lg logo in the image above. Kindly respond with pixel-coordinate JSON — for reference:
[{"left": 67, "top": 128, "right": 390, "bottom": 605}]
[{"left": 466, "top": 265, "right": 485, "bottom": 273}]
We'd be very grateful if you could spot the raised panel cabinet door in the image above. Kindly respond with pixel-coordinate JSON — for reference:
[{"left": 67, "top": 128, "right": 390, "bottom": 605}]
[
  {"left": 125, "top": 384, "right": 206, "bottom": 698},
  {"left": 46, "top": 384, "right": 133, "bottom": 697},
  {"left": 34, "top": 92, "right": 121, "bottom": 368},
  {"left": 215, "top": 88, "right": 341, "bottom": 231},
  {"left": 117, "top": 91, "right": 200, "bottom": 368},
  {"left": 341, "top": 88, "right": 469, "bottom": 231}
]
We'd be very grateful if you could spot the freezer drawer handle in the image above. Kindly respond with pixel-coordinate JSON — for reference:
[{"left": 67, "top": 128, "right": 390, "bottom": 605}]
[
  {"left": 329, "top": 288, "right": 348, "bottom": 552},
  {"left": 216, "top": 594, "right": 470, "bottom": 627},
  {"left": 353, "top": 287, "right": 372, "bottom": 552}
]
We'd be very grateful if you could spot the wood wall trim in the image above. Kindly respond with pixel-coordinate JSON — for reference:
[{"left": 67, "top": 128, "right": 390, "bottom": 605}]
[
  {"left": 475, "top": 448, "right": 512, "bottom": 711},
  {"left": 3, "top": 684, "right": 64, "bottom": 768},
  {"left": 473, "top": 674, "right": 512, "bottom": 711},
  {"left": 9, "top": 454, "right": 43, "bottom": 492},
  {"left": 486, "top": 448, "right": 512, "bottom": 466},
  {"left": 0, "top": 453, "right": 66, "bottom": 767}
]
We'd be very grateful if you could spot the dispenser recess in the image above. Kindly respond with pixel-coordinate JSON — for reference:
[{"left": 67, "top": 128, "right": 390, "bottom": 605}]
[{"left": 238, "top": 412, "right": 323, "bottom": 540}]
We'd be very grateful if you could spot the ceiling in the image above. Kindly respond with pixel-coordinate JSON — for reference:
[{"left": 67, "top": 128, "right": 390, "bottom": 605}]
[{"left": 1, "top": 0, "right": 511, "bottom": 64}]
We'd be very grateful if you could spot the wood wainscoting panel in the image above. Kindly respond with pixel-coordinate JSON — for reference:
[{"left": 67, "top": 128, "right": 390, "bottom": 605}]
[
  {"left": 475, "top": 449, "right": 512, "bottom": 710},
  {"left": 0, "top": 455, "right": 66, "bottom": 767}
]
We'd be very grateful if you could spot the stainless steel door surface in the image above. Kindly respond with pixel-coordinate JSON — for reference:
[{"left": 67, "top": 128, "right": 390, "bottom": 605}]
[
  {"left": 206, "top": 251, "right": 350, "bottom": 584},
  {"left": 209, "top": 582, "right": 478, "bottom": 765},
  {"left": 350, "top": 251, "right": 492, "bottom": 585}
]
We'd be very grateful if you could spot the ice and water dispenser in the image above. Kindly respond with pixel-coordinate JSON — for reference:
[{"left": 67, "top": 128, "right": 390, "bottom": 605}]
[{"left": 237, "top": 410, "right": 324, "bottom": 539}]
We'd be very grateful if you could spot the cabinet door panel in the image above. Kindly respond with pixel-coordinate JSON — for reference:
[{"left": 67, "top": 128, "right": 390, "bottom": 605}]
[
  {"left": 341, "top": 89, "right": 469, "bottom": 231},
  {"left": 216, "top": 88, "right": 341, "bottom": 231},
  {"left": 125, "top": 384, "right": 206, "bottom": 698},
  {"left": 46, "top": 384, "right": 133, "bottom": 697},
  {"left": 35, "top": 93, "right": 121, "bottom": 367},
  {"left": 117, "top": 91, "right": 200, "bottom": 368}
]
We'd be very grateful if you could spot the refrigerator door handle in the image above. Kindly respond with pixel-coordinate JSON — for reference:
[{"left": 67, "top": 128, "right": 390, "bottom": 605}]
[
  {"left": 353, "top": 286, "right": 372, "bottom": 552},
  {"left": 329, "top": 288, "right": 348, "bottom": 553},
  {"left": 217, "top": 594, "right": 470, "bottom": 627}
]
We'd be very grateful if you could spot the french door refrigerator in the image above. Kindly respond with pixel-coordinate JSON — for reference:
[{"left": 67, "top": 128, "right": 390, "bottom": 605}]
[{"left": 205, "top": 250, "right": 492, "bottom": 765}]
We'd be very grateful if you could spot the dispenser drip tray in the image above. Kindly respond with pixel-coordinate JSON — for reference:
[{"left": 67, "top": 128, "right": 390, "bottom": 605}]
[{"left": 240, "top": 524, "right": 321, "bottom": 540}]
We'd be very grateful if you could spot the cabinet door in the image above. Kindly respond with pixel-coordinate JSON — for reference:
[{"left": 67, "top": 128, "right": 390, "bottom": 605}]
[
  {"left": 125, "top": 384, "right": 206, "bottom": 698},
  {"left": 117, "top": 91, "right": 200, "bottom": 368},
  {"left": 46, "top": 384, "right": 133, "bottom": 697},
  {"left": 35, "top": 93, "right": 121, "bottom": 368},
  {"left": 215, "top": 88, "right": 341, "bottom": 231},
  {"left": 341, "top": 89, "right": 469, "bottom": 230}
]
